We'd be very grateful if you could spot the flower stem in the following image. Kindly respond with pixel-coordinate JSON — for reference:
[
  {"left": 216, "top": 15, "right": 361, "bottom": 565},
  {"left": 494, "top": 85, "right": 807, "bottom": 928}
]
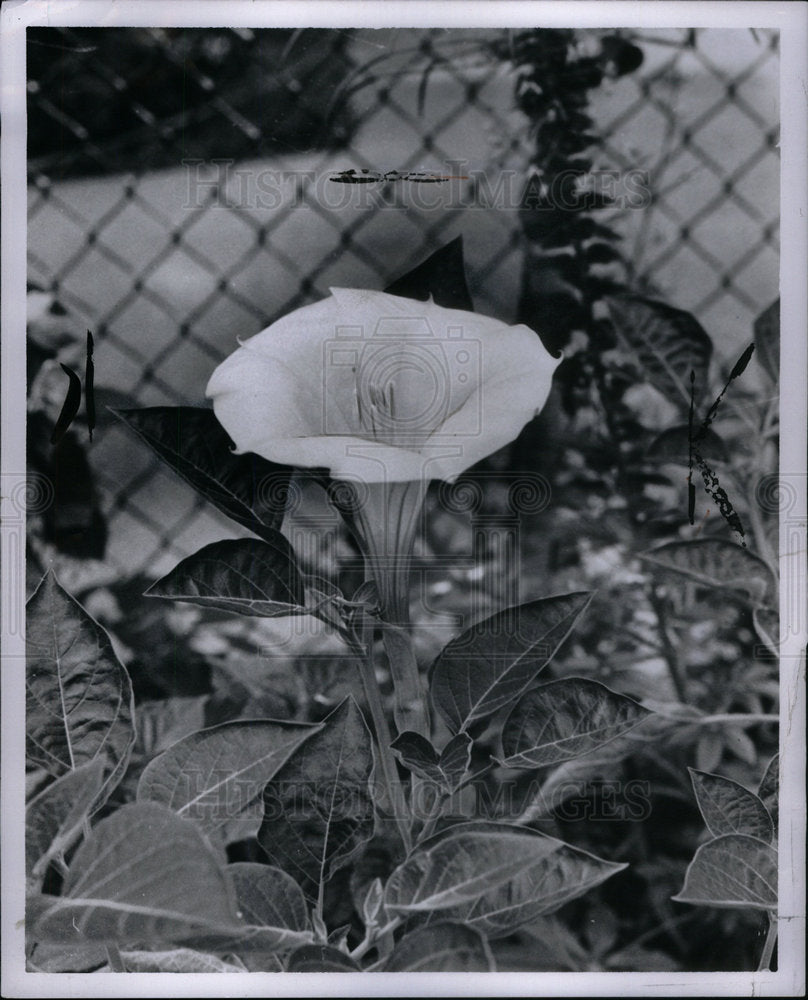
[
  {"left": 353, "top": 620, "right": 412, "bottom": 853},
  {"left": 332, "top": 478, "right": 430, "bottom": 737},
  {"left": 381, "top": 623, "right": 428, "bottom": 737},
  {"left": 648, "top": 585, "right": 689, "bottom": 703}
]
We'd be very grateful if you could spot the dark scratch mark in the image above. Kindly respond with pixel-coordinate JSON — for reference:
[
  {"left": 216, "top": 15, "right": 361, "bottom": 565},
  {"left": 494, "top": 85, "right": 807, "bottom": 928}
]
[
  {"left": 85, "top": 330, "right": 95, "bottom": 442},
  {"left": 688, "top": 343, "right": 755, "bottom": 545},
  {"left": 329, "top": 168, "right": 468, "bottom": 184},
  {"left": 50, "top": 364, "right": 82, "bottom": 446}
]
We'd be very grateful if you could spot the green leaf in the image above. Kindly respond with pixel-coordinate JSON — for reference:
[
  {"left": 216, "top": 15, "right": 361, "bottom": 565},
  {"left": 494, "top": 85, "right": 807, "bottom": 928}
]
[
  {"left": 439, "top": 733, "right": 474, "bottom": 793},
  {"left": 186, "top": 863, "right": 313, "bottom": 954},
  {"left": 753, "top": 299, "right": 779, "bottom": 386},
  {"left": 430, "top": 592, "right": 592, "bottom": 733},
  {"left": 32, "top": 802, "right": 242, "bottom": 944},
  {"left": 26, "top": 572, "right": 135, "bottom": 811},
  {"left": 384, "top": 236, "right": 474, "bottom": 313},
  {"left": 696, "top": 731, "right": 724, "bottom": 774},
  {"left": 385, "top": 821, "right": 625, "bottom": 922},
  {"left": 112, "top": 406, "right": 290, "bottom": 540},
  {"left": 287, "top": 944, "right": 360, "bottom": 971},
  {"left": 145, "top": 536, "right": 306, "bottom": 617},
  {"left": 523, "top": 733, "right": 644, "bottom": 823},
  {"left": 605, "top": 295, "right": 713, "bottom": 409},
  {"left": 384, "top": 922, "right": 494, "bottom": 971},
  {"left": 640, "top": 540, "right": 777, "bottom": 608},
  {"left": 26, "top": 941, "right": 107, "bottom": 973},
  {"left": 689, "top": 769, "right": 774, "bottom": 842},
  {"left": 361, "top": 877, "right": 385, "bottom": 927},
  {"left": 499, "top": 678, "right": 652, "bottom": 768},
  {"left": 26, "top": 760, "right": 106, "bottom": 886},
  {"left": 137, "top": 719, "right": 320, "bottom": 841},
  {"left": 757, "top": 753, "right": 779, "bottom": 833},
  {"left": 390, "top": 731, "right": 472, "bottom": 793},
  {"left": 119, "top": 949, "right": 245, "bottom": 973},
  {"left": 229, "top": 862, "right": 310, "bottom": 934},
  {"left": 390, "top": 732, "right": 444, "bottom": 785},
  {"left": 258, "top": 696, "right": 375, "bottom": 898},
  {"left": 442, "top": 858, "right": 627, "bottom": 938},
  {"left": 673, "top": 834, "right": 777, "bottom": 910}
]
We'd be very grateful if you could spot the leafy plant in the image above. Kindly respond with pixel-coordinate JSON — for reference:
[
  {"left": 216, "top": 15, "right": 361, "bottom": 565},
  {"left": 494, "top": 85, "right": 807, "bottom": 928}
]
[
  {"left": 22, "top": 26, "right": 782, "bottom": 976},
  {"left": 674, "top": 759, "right": 779, "bottom": 970},
  {"left": 26, "top": 244, "right": 655, "bottom": 973}
]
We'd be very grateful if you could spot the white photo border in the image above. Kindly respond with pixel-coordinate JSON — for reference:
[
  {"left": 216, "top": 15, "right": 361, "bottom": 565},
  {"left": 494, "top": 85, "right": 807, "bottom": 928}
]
[{"left": 2, "top": 2, "right": 805, "bottom": 996}]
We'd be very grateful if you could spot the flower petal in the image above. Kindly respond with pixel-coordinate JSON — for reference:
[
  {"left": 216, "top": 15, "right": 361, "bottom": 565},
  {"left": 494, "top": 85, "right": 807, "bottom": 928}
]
[{"left": 206, "top": 288, "right": 561, "bottom": 483}]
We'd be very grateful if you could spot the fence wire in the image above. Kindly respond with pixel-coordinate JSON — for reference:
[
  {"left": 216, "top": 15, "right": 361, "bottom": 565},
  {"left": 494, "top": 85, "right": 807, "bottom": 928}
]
[{"left": 26, "top": 27, "right": 780, "bottom": 582}]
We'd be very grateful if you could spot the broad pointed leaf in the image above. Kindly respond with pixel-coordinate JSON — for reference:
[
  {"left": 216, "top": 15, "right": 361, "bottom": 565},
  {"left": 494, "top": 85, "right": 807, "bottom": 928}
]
[
  {"left": 26, "top": 572, "right": 135, "bottom": 811},
  {"left": 186, "top": 877, "right": 313, "bottom": 961},
  {"left": 145, "top": 536, "right": 306, "bottom": 617},
  {"left": 185, "top": 925, "right": 313, "bottom": 956},
  {"left": 605, "top": 295, "right": 713, "bottom": 409},
  {"left": 26, "top": 760, "right": 106, "bottom": 885},
  {"left": 361, "top": 877, "right": 385, "bottom": 927},
  {"left": 673, "top": 834, "right": 777, "bottom": 910},
  {"left": 287, "top": 943, "right": 359, "bottom": 971},
  {"left": 228, "top": 862, "right": 310, "bottom": 948},
  {"left": 391, "top": 732, "right": 444, "bottom": 786},
  {"left": 32, "top": 802, "right": 242, "bottom": 944},
  {"left": 439, "top": 733, "right": 473, "bottom": 792},
  {"left": 520, "top": 732, "right": 644, "bottom": 823},
  {"left": 112, "top": 406, "right": 290, "bottom": 540},
  {"left": 430, "top": 592, "right": 592, "bottom": 732},
  {"left": 258, "top": 696, "right": 375, "bottom": 898},
  {"left": 119, "top": 949, "right": 245, "bottom": 973},
  {"left": 689, "top": 769, "right": 774, "bottom": 842},
  {"left": 640, "top": 540, "right": 776, "bottom": 608},
  {"left": 384, "top": 236, "right": 474, "bottom": 312},
  {"left": 499, "top": 678, "right": 652, "bottom": 768},
  {"left": 385, "top": 821, "right": 625, "bottom": 919},
  {"left": 758, "top": 753, "right": 779, "bottom": 832},
  {"left": 430, "top": 829, "right": 626, "bottom": 938},
  {"left": 137, "top": 719, "right": 320, "bottom": 840},
  {"left": 25, "top": 941, "right": 107, "bottom": 973},
  {"left": 384, "top": 922, "right": 494, "bottom": 971}
]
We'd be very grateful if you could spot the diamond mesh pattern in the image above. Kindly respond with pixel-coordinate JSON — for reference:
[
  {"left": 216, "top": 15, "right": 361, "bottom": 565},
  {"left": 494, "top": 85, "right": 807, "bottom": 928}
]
[{"left": 26, "top": 27, "right": 779, "bottom": 578}]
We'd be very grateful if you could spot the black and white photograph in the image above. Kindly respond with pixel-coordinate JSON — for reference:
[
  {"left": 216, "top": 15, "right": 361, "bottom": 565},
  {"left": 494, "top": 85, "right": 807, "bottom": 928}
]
[{"left": 1, "top": 1, "right": 805, "bottom": 995}]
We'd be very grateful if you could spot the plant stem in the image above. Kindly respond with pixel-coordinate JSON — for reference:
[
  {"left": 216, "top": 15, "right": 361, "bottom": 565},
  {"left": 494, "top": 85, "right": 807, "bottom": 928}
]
[
  {"left": 334, "top": 479, "right": 430, "bottom": 737},
  {"left": 104, "top": 943, "right": 126, "bottom": 972},
  {"left": 648, "top": 586, "right": 689, "bottom": 702},
  {"left": 353, "top": 623, "right": 412, "bottom": 853},
  {"left": 758, "top": 913, "right": 778, "bottom": 971},
  {"left": 381, "top": 622, "right": 428, "bottom": 737},
  {"left": 349, "top": 917, "right": 403, "bottom": 962}
]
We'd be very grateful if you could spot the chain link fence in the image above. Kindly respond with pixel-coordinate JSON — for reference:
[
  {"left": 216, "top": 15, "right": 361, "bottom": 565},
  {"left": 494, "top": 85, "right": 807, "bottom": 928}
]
[{"left": 26, "top": 26, "right": 779, "bottom": 582}]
